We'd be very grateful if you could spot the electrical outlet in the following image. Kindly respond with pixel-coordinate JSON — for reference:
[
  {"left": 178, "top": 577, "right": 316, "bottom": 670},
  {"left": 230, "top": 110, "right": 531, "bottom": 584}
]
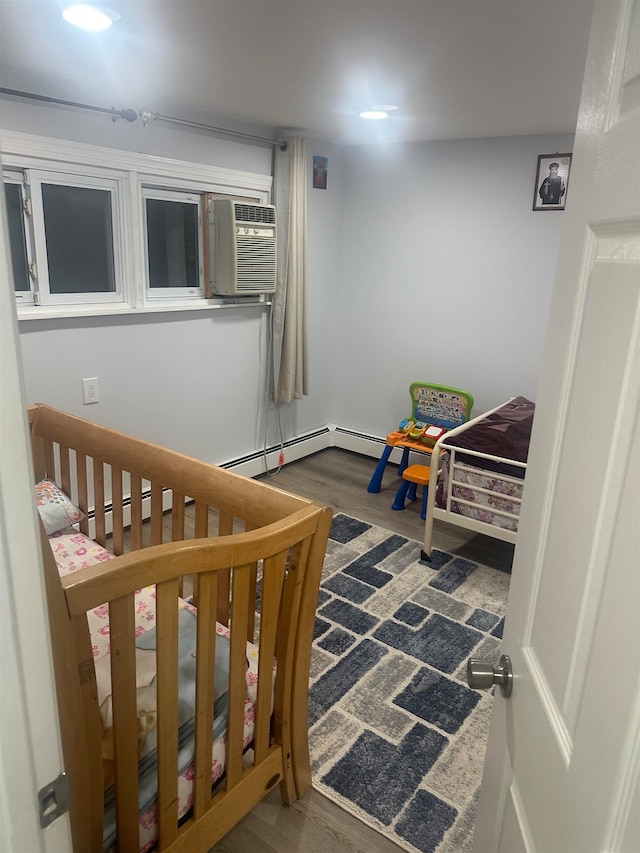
[{"left": 82, "top": 377, "right": 100, "bottom": 404}]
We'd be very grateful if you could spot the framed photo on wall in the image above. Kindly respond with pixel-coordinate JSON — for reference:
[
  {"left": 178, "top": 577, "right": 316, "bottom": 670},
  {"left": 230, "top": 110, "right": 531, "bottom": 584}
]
[
  {"left": 533, "top": 153, "right": 572, "bottom": 210},
  {"left": 313, "top": 155, "right": 328, "bottom": 189}
]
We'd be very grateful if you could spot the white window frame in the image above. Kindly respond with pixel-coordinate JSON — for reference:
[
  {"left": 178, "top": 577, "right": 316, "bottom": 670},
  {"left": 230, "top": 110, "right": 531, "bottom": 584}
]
[
  {"left": 0, "top": 130, "right": 272, "bottom": 320},
  {"left": 3, "top": 169, "right": 36, "bottom": 307},
  {"left": 142, "top": 186, "right": 204, "bottom": 301},
  {"left": 28, "top": 169, "right": 125, "bottom": 307}
]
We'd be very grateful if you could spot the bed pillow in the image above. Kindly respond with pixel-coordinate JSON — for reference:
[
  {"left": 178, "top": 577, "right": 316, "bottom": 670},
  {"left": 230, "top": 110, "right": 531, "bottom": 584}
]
[{"left": 35, "top": 479, "right": 85, "bottom": 535}]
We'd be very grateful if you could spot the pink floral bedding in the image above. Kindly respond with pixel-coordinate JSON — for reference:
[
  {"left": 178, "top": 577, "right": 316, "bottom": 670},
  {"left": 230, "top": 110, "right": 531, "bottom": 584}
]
[
  {"left": 436, "top": 455, "right": 523, "bottom": 532},
  {"left": 49, "top": 529, "right": 266, "bottom": 853}
]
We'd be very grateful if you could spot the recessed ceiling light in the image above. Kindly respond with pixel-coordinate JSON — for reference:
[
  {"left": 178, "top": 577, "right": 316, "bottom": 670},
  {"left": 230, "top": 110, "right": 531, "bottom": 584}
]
[
  {"left": 62, "top": 4, "right": 121, "bottom": 31},
  {"left": 360, "top": 110, "right": 389, "bottom": 120},
  {"left": 359, "top": 104, "right": 398, "bottom": 120}
]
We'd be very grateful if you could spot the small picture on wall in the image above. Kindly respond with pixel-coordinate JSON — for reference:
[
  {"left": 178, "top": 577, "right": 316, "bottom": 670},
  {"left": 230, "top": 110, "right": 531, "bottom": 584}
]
[
  {"left": 533, "top": 153, "right": 572, "bottom": 210},
  {"left": 313, "top": 156, "right": 328, "bottom": 189}
]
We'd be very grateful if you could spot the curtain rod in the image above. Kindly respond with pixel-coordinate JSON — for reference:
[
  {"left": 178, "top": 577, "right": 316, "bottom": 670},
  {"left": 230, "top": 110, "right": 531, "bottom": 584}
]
[
  {"left": 0, "top": 87, "right": 138, "bottom": 123},
  {"left": 0, "top": 87, "right": 288, "bottom": 151},
  {"left": 139, "top": 109, "right": 287, "bottom": 150}
]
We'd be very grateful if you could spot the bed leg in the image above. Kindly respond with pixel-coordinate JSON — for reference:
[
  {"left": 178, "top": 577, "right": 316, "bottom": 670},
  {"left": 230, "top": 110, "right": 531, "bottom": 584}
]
[
  {"left": 421, "top": 449, "right": 441, "bottom": 563},
  {"left": 422, "top": 514, "right": 434, "bottom": 562}
]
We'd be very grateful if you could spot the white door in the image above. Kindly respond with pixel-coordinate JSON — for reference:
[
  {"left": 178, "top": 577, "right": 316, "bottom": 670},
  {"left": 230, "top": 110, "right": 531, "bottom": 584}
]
[
  {"left": 472, "top": 2, "right": 640, "bottom": 851},
  {"left": 0, "top": 158, "right": 72, "bottom": 846}
]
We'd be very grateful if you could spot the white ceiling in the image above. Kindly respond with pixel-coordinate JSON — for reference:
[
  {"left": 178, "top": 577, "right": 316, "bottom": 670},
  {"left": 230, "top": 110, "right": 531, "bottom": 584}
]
[{"left": 0, "top": 0, "right": 595, "bottom": 146}]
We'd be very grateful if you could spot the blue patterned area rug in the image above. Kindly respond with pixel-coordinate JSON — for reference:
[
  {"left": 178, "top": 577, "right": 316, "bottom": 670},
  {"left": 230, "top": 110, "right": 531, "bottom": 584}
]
[{"left": 308, "top": 513, "right": 510, "bottom": 853}]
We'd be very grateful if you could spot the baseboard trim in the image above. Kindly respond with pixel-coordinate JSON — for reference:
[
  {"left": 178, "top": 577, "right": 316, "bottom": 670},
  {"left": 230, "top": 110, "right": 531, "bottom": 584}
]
[{"left": 331, "top": 425, "right": 406, "bottom": 465}]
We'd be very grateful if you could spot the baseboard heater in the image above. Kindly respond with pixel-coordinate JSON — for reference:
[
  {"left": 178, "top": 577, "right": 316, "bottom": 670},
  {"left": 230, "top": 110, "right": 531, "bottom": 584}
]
[
  {"left": 221, "top": 426, "right": 332, "bottom": 470},
  {"left": 333, "top": 426, "right": 387, "bottom": 445}
]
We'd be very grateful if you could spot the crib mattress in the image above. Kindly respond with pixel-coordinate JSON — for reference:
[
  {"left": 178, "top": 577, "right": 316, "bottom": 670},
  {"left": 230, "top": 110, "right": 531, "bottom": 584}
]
[{"left": 49, "top": 529, "right": 267, "bottom": 853}]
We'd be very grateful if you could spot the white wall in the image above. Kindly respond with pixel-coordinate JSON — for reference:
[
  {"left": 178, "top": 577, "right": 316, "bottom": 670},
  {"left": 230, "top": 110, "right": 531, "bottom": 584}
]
[
  {"left": 331, "top": 134, "right": 573, "bottom": 435},
  {"left": 4, "top": 98, "right": 572, "bottom": 462}
]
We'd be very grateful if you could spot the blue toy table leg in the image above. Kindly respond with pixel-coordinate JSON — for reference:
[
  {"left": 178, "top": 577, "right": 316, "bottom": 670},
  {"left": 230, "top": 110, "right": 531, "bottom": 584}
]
[
  {"left": 367, "top": 444, "right": 393, "bottom": 493},
  {"left": 420, "top": 486, "right": 429, "bottom": 520},
  {"left": 398, "top": 447, "right": 411, "bottom": 476},
  {"left": 392, "top": 479, "right": 412, "bottom": 511}
]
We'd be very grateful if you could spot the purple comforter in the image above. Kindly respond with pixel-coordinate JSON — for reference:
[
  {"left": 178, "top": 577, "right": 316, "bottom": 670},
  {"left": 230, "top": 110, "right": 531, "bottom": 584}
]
[{"left": 443, "top": 396, "right": 535, "bottom": 480}]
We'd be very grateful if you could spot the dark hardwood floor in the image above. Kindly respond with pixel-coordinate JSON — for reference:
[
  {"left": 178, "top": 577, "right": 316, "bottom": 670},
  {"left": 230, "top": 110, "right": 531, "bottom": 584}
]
[
  {"left": 256, "top": 447, "right": 515, "bottom": 574},
  {"left": 208, "top": 448, "right": 512, "bottom": 853}
]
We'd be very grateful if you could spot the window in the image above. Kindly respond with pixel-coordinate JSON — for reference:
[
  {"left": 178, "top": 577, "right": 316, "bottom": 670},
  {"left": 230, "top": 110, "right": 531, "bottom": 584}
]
[
  {"left": 2, "top": 129, "right": 273, "bottom": 317},
  {"left": 143, "top": 188, "right": 203, "bottom": 299},
  {"left": 29, "top": 170, "right": 123, "bottom": 306},
  {"left": 3, "top": 171, "right": 35, "bottom": 305}
]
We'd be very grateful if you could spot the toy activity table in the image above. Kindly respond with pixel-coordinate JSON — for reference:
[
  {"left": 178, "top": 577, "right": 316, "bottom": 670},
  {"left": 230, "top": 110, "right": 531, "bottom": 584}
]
[{"left": 367, "top": 382, "right": 474, "bottom": 493}]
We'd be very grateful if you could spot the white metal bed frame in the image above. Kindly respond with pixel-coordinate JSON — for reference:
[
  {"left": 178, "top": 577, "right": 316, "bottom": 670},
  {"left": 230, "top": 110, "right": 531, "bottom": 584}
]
[{"left": 422, "top": 399, "right": 528, "bottom": 558}]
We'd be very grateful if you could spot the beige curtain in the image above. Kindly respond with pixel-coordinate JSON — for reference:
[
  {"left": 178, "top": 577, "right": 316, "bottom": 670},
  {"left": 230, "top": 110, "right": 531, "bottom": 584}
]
[{"left": 272, "top": 137, "right": 308, "bottom": 403}]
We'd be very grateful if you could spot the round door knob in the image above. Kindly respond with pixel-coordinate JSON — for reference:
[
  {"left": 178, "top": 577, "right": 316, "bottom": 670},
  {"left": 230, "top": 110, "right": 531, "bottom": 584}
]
[{"left": 467, "top": 654, "right": 513, "bottom": 698}]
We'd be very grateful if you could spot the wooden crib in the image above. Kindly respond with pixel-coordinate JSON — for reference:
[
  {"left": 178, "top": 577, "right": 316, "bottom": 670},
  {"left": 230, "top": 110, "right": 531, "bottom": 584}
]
[{"left": 29, "top": 403, "right": 332, "bottom": 853}]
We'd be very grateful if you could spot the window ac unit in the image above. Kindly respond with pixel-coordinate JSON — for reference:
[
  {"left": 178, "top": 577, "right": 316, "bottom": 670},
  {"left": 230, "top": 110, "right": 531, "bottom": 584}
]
[{"left": 211, "top": 199, "right": 277, "bottom": 296}]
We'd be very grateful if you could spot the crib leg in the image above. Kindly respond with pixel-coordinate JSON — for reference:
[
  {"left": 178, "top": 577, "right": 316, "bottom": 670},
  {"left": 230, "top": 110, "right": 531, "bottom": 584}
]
[{"left": 279, "top": 754, "right": 298, "bottom": 806}]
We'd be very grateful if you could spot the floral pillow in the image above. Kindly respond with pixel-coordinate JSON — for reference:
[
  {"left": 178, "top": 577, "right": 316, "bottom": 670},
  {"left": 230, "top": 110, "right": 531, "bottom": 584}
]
[{"left": 35, "top": 479, "right": 85, "bottom": 535}]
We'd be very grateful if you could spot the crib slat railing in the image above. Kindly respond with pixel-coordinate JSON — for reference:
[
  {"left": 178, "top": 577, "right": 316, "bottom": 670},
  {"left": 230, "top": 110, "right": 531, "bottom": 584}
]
[
  {"left": 76, "top": 451, "right": 89, "bottom": 537},
  {"left": 243, "top": 519, "right": 259, "bottom": 643},
  {"left": 216, "top": 511, "right": 234, "bottom": 626},
  {"left": 151, "top": 482, "right": 164, "bottom": 546},
  {"left": 172, "top": 495, "right": 186, "bottom": 597},
  {"left": 57, "top": 508, "right": 327, "bottom": 852},
  {"left": 111, "top": 466, "right": 125, "bottom": 556},
  {"left": 194, "top": 501, "right": 209, "bottom": 538},
  {"left": 130, "top": 473, "right": 144, "bottom": 551},
  {"left": 273, "top": 538, "right": 311, "bottom": 804},
  {"left": 30, "top": 425, "right": 46, "bottom": 482},
  {"left": 226, "top": 563, "right": 252, "bottom": 790},
  {"left": 218, "top": 510, "right": 233, "bottom": 538},
  {"left": 193, "top": 571, "right": 218, "bottom": 819},
  {"left": 247, "top": 561, "right": 258, "bottom": 643},
  {"left": 171, "top": 494, "right": 186, "bottom": 541},
  {"left": 253, "top": 550, "right": 287, "bottom": 764},
  {"left": 93, "top": 459, "right": 107, "bottom": 546},
  {"left": 191, "top": 501, "right": 210, "bottom": 607},
  {"left": 44, "top": 436, "right": 56, "bottom": 482},
  {"left": 60, "top": 443, "right": 72, "bottom": 500},
  {"left": 156, "top": 578, "right": 180, "bottom": 849},
  {"left": 109, "top": 593, "right": 141, "bottom": 852},
  {"left": 32, "top": 403, "right": 314, "bottom": 532}
]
